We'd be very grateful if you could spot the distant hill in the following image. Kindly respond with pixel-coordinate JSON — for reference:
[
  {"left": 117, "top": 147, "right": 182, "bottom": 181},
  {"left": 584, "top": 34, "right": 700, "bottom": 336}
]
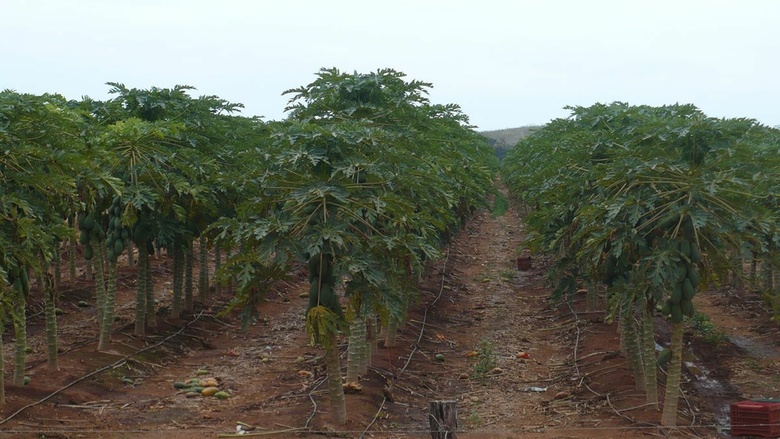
[{"left": 480, "top": 125, "right": 540, "bottom": 160}]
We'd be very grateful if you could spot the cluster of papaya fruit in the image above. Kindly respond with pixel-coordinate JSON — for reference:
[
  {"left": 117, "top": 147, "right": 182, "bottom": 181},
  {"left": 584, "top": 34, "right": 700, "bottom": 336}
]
[
  {"left": 660, "top": 219, "right": 701, "bottom": 323},
  {"left": 308, "top": 253, "right": 342, "bottom": 316},
  {"left": 105, "top": 197, "right": 130, "bottom": 263},
  {"left": 78, "top": 210, "right": 105, "bottom": 261},
  {"left": 6, "top": 264, "right": 30, "bottom": 297}
]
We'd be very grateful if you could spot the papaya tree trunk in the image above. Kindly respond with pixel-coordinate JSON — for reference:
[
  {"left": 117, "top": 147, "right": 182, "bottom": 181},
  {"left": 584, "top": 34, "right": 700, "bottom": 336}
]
[
  {"left": 346, "top": 314, "right": 367, "bottom": 384},
  {"left": 134, "top": 245, "right": 147, "bottom": 336},
  {"left": 198, "top": 237, "right": 208, "bottom": 303},
  {"left": 587, "top": 281, "right": 599, "bottom": 312},
  {"left": 366, "top": 314, "right": 378, "bottom": 371},
  {"left": 384, "top": 316, "right": 399, "bottom": 348},
  {"left": 660, "top": 321, "right": 685, "bottom": 426},
  {"left": 97, "top": 261, "right": 117, "bottom": 351},
  {"left": 184, "top": 241, "right": 194, "bottom": 313},
  {"left": 126, "top": 241, "right": 134, "bottom": 267},
  {"left": 68, "top": 214, "right": 77, "bottom": 284},
  {"left": 621, "top": 308, "right": 644, "bottom": 391},
  {"left": 53, "top": 246, "right": 61, "bottom": 292},
  {"left": 0, "top": 329, "right": 5, "bottom": 404},
  {"left": 85, "top": 255, "right": 93, "bottom": 281},
  {"left": 214, "top": 245, "right": 221, "bottom": 295},
  {"left": 145, "top": 249, "right": 156, "bottom": 330},
  {"left": 171, "top": 245, "right": 184, "bottom": 320},
  {"left": 324, "top": 331, "right": 347, "bottom": 424},
  {"left": 94, "top": 248, "right": 106, "bottom": 322},
  {"left": 43, "top": 271, "right": 58, "bottom": 371},
  {"left": 12, "top": 288, "right": 26, "bottom": 386},
  {"left": 641, "top": 304, "right": 658, "bottom": 409}
]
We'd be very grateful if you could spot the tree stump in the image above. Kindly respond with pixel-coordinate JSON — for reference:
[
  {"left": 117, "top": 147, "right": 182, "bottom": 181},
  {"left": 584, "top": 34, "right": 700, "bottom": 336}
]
[{"left": 429, "top": 400, "right": 458, "bottom": 439}]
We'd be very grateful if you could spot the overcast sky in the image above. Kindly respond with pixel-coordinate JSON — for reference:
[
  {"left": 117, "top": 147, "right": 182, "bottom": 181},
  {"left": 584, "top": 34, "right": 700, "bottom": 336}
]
[{"left": 2, "top": 0, "right": 778, "bottom": 130}]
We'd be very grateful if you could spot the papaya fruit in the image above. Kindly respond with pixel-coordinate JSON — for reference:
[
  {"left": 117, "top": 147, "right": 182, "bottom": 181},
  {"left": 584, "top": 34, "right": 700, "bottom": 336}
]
[
  {"left": 682, "top": 278, "right": 695, "bottom": 300},
  {"left": 683, "top": 217, "right": 695, "bottom": 240},
  {"left": 690, "top": 244, "right": 701, "bottom": 263},
  {"left": 660, "top": 300, "right": 672, "bottom": 316},
  {"left": 113, "top": 239, "right": 124, "bottom": 255},
  {"left": 83, "top": 214, "right": 95, "bottom": 230},
  {"left": 79, "top": 230, "right": 90, "bottom": 245},
  {"left": 670, "top": 304, "right": 683, "bottom": 323},
  {"left": 675, "top": 264, "right": 687, "bottom": 283},
  {"left": 671, "top": 283, "right": 683, "bottom": 304},
  {"left": 657, "top": 348, "right": 672, "bottom": 367},
  {"left": 85, "top": 244, "right": 94, "bottom": 261},
  {"left": 687, "top": 267, "right": 700, "bottom": 286},
  {"left": 679, "top": 240, "right": 691, "bottom": 258},
  {"left": 680, "top": 299, "right": 694, "bottom": 317},
  {"left": 201, "top": 387, "right": 220, "bottom": 397}
]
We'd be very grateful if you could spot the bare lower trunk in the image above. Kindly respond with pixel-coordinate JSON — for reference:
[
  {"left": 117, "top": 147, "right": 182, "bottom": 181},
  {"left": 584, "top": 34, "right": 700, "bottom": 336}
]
[
  {"left": 586, "top": 281, "right": 599, "bottom": 312},
  {"left": 43, "top": 271, "right": 58, "bottom": 371},
  {"left": 12, "top": 290, "right": 27, "bottom": 386},
  {"left": 94, "top": 249, "right": 106, "bottom": 322},
  {"left": 0, "top": 330, "right": 5, "bottom": 404},
  {"left": 97, "top": 262, "right": 117, "bottom": 351},
  {"left": 660, "top": 321, "right": 685, "bottom": 426},
  {"left": 366, "top": 314, "right": 378, "bottom": 370},
  {"left": 384, "top": 316, "right": 399, "bottom": 348},
  {"left": 184, "top": 241, "right": 194, "bottom": 313},
  {"left": 346, "top": 315, "right": 367, "bottom": 384},
  {"left": 145, "top": 250, "right": 156, "bottom": 330},
  {"left": 641, "top": 305, "right": 658, "bottom": 409},
  {"left": 171, "top": 245, "right": 184, "bottom": 320},
  {"left": 126, "top": 241, "right": 134, "bottom": 267},
  {"left": 324, "top": 332, "right": 347, "bottom": 424},
  {"left": 621, "top": 309, "right": 644, "bottom": 391},
  {"left": 214, "top": 245, "right": 221, "bottom": 295},
  {"left": 134, "top": 247, "right": 147, "bottom": 337},
  {"left": 198, "top": 237, "right": 209, "bottom": 303},
  {"left": 69, "top": 215, "right": 77, "bottom": 283}
]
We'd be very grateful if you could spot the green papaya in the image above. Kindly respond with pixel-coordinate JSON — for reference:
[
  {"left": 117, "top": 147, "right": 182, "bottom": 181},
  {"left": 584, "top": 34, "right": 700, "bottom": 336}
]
[
  {"left": 77, "top": 212, "right": 87, "bottom": 229},
  {"left": 79, "top": 230, "right": 90, "bottom": 245},
  {"left": 671, "top": 283, "right": 683, "bottom": 304},
  {"left": 687, "top": 267, "right": 700, "bottom": 286},
  {"left": 682, "top": 278, "right": 695, "bottom": 300},
  {"left": 660, "top": 300, "right": 672, "bottom": 316},
  {"left": 679, "top": 240, "right": 691, "bottom": 258},
  {"left": 683, "top": 217, "right": 695, "bottom": 240},
  {"left": 85, "top": 244, "right": 94, "bottom": 261},
  {"left": 83, "top": 214, "right": 95, "bottom": 230},
  {"left": 690, "top": 244, "right": 701, "bottom": 263},
  {"left": 113, "top": 239, "right": 124, "bottom": 255},
  {"left": 680, "top": 299, "right": 694, "bottom": 317},
  {"left": 657, "top": 348, "right": 672, "bottom": 367},
  {"left": 670, "top": 304, "right": 683, "bottom": 323},
  {"left": 357, "top": 170, "right": 367, "bottom": 184},
  {"left": 675, "top": 264, "right": 687, "bottom": 283}
]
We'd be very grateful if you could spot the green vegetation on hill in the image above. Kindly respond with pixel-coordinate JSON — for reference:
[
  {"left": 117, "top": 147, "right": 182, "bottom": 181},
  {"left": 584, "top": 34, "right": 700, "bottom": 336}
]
[{"left": 480, "top": 126, "right": 540, "bottom": 160}]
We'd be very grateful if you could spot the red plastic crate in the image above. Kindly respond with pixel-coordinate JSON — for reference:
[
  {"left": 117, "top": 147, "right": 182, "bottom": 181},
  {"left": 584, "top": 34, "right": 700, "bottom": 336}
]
[{"left": 731, "top": 401, "right": 780, "bottom": 437}]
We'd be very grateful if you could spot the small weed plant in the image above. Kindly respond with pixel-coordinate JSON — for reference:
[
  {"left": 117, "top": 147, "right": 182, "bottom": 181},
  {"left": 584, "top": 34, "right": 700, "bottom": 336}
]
[
  {"left": 472, "top": 339, "right": 497, "bottom": 381},
  {"left": 689, "top": 312, "right": 726, "bottom": 344}
]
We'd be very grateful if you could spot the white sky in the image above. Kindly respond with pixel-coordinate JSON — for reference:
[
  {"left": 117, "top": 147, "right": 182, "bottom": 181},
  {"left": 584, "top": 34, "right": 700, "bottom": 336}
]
[{"left": 2, "top": 0, "right": 778, "bottom": 130}]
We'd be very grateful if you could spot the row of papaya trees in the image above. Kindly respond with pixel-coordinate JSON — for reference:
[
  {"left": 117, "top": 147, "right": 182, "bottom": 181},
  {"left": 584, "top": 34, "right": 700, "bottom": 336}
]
[
  {"left": 502, "top": 102, "right": 780, "bottom": 426},
  {"left": 0, "top": 68, "right": 499, "bottom": 422}
]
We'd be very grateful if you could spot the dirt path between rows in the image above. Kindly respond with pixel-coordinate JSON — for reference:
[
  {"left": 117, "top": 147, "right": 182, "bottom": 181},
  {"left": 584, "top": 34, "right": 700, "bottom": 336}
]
[{"left": 4, "top": 191, "right": 777, "bottom": 438}]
